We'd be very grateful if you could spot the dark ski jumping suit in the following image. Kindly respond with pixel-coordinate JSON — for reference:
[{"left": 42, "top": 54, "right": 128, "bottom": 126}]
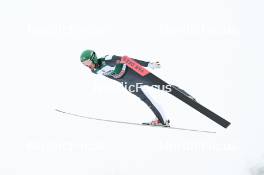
[{"left": 91, "top": 55, "right": 194, "bottom": 125}]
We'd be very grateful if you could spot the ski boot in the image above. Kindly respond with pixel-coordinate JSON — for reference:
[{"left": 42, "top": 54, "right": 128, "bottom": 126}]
[{"left": 142, "top": 119, "right": 170, "bottom": 127}]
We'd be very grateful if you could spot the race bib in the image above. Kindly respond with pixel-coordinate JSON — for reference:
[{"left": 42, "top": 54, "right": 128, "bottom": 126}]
[{"left": 120, "top": 56, "right": 150, "bottom": 76}]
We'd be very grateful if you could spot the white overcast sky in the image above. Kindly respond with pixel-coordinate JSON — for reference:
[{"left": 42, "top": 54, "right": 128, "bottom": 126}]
[{"left": 0, "top": 0, "right": 264, "bottom": 175}]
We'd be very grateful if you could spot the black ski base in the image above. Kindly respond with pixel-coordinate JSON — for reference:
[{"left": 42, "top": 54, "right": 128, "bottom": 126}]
[{"left": 148, "top": 74, "right": 231, "bottom": 128}]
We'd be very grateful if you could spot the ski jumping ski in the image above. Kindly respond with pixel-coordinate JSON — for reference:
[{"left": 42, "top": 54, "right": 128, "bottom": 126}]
[{"left": 55, "top": 109, "right": 216, "bottom": 134}]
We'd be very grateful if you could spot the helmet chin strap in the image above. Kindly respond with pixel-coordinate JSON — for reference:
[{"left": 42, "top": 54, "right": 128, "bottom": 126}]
[{"left": 94, "top": 59, "right": 102, "bottom": 68}]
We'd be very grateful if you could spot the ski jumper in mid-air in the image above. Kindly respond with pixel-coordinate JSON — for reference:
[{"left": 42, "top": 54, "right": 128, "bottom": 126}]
[{"left": 80, "top": 49, "right": 196, "bottom": 127}]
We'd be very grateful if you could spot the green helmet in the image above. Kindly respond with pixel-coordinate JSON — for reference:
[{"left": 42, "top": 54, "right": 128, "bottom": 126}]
[{"left": 80, "top": 49, "right": 98, "bottom": 64}]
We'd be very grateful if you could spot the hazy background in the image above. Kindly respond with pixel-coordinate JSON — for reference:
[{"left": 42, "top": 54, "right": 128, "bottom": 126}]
[{"left": 0, "top": 0, "right": 263, "bottom": 174}]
